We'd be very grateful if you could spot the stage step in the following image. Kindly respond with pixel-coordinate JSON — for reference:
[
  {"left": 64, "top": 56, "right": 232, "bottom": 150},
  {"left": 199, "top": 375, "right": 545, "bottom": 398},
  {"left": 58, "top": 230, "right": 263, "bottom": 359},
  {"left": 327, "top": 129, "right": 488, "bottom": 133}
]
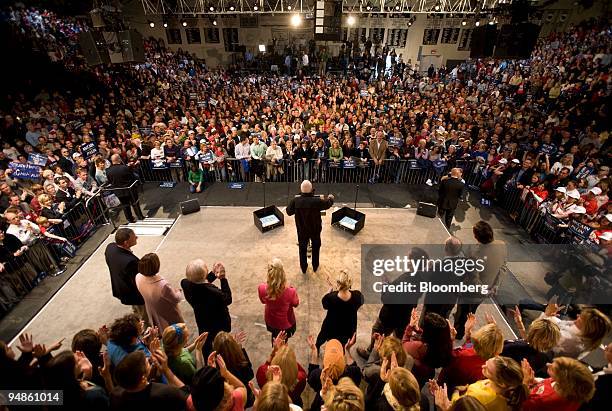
[{"left": 120, "top": 218, "right": 176, "bottom": 236}]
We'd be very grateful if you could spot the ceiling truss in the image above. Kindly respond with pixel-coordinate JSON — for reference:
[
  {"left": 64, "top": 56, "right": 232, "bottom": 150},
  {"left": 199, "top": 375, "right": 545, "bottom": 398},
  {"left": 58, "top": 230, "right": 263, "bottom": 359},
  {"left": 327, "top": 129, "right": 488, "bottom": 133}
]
[{"left": 139, "top": 0, "right": 510, "bottom": 15}]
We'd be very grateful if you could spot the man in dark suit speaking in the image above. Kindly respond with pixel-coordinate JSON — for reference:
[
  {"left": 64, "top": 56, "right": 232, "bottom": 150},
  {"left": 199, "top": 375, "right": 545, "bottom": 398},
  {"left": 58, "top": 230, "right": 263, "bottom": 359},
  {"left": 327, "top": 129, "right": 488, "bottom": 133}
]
[
  {"left": 106, "top": 154, "right": 145, "bottom": 223},
  {"left": 437, "top": 167, "right": 465, "bottom": 229},
  {"left": 287, "top": 180, "right": 334, "bottom": 274}
]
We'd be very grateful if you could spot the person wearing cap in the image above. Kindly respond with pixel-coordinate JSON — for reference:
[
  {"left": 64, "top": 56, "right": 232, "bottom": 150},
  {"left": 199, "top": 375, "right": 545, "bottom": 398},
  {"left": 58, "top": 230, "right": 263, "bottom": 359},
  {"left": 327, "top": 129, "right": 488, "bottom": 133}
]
[
  {"left": 306, "top": 337, "right": 361, "bottom": 411},
  {"left": 552, "top": 190, "right": 581, "bottom": 219},
  {"left": 286, "top": 180, "right": 334, "bottom": 274},
  {"left": 580, "top": 187, "right": 602, "bottom": 216}
]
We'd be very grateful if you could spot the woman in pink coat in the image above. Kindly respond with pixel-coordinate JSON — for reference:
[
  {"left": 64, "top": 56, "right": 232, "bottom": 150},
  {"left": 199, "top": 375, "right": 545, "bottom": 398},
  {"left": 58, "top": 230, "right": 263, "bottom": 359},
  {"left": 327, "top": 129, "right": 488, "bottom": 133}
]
[
  {"left": 135, "top": 253, "right": 184, "bottom": 330},
  {"left": 258, "top": 258, "right": 299, "bottom": 343}
]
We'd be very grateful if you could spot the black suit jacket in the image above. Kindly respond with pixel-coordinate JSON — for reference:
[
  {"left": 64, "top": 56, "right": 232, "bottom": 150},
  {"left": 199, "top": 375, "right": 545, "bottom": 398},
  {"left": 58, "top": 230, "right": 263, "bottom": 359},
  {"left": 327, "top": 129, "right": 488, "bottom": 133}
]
[
  {"left": 437, "top": 177, "right": 465, "bottom": 210},
  {"left": 181, "top": 278, "right": 232, "bottom": 335},
  {"left": 287, "top": 192, "right": 334, "bottom": 238},
  {"left": 105, "top": 243, "right": 144, "bottom": 305},
  {"left": 106, "top": 164, "right": 137, "bottom": 198}
]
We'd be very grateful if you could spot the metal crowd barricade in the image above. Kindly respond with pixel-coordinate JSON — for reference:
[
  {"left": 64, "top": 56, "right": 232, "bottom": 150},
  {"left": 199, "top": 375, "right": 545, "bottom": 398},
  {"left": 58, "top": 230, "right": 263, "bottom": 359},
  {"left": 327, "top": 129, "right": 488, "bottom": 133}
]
[
  {"left": 100, "top": 180, "right": 142, "bottom": 229},
  {"left": 139, "top": 159, "right": 189, "bottom": 182}
]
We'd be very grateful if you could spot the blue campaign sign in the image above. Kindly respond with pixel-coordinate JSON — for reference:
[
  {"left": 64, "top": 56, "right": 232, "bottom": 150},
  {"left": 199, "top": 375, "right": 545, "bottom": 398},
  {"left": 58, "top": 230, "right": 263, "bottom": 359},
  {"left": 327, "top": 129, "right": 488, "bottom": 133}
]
[
  {"left": 343, "top": 159, "right": 356, "bottom": 169},
  {"left": 80, "top": 142, "right": 98, "bottom": 159},
  {"left": 169, "top": 159, "right": 184, "bottom": 168},
  {"left": 159, "top": 181, "right": 177, "bottom": 188},
  {"left": 228, "top": 183, "right": 245, "bottom": 189},
  {"left": 388, "top": 135, "right": 403, "bottom": 147},
  {"left": 568, "top": 219, "right": 593, "bottom": 239},
  {"left": 9, "top": 162, "right": 41, "bottom": 180},
  {"left": 28, "top": 153, "right": 47, "bottom": 167}
]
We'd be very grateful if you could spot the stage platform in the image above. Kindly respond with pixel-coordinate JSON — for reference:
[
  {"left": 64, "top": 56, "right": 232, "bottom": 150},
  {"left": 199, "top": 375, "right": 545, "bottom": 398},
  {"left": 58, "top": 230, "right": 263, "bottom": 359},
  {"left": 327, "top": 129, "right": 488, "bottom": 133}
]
[{"left": 9, "top": 206, "right": 517, "bottom": 379}]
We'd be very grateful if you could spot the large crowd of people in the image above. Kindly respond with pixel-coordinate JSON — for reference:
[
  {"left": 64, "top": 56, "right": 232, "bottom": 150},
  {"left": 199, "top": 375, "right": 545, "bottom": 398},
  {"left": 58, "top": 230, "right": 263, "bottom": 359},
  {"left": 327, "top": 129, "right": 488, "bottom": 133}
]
[{"left": 0, "top": 3, "right": 610, "bottom": 410}]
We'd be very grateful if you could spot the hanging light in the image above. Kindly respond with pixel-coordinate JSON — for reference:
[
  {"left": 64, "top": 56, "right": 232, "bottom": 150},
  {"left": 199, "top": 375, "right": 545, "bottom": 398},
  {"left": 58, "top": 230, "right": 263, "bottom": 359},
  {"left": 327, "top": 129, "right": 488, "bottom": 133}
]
[
  {"left": 182, "top": 20, "right": 188, "bottom": 27},
  {"left": 287, "top": 5, "right": 292, "bottom": 10},
  {"left": 253, "top": 4, "right": 259, "bottom": 11},
  {"left": 209, "top": 5, "right": 215, "bottom": 12},
  {"left": 229, "top": 5, "right": 236, "bottom": 11},
  {"left": 347, "top": 15, "right": 356, "bottom": 26},
  {"left": 149, "top": 21, "right": 155, "bottom": 28},
  {"left": 290, "top": 14, "right": 302, "bottom": 26},
  {"left": 475, "top": 21, "right": 480, "bottom": 26},
  {"left": 213, "top": 20, "right": 217, "bottom": 26},
  {"left": 461, "top": 20, "right": 467, "bottom": 26},
  {"left": 365, "top": 2, "right": 373, "bottom": 11}
]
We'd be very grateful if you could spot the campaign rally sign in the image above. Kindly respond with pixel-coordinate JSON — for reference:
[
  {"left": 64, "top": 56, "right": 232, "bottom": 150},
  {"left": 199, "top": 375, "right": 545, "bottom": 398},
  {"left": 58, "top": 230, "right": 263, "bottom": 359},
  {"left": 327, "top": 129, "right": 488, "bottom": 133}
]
[
  {"left": 343, "top": 159, "right": 356, "bottom": 169},
  {"left": 540, "top": 143, "right": 557, "bottom": 156},
  {"left": 80, "top": 142, "right": 98, "bottom": 159},
  {"left": 27, "top": 153, "right": 47, "bottom": 167},
  {"left": 209, "top": 98, "right": 218, "bottom": 107},
  {"left": 9, "top": 162, "right": 41, "bottom": 180},
  {"left": 568, "top": 219, "right": 594, "bottom": 240},
  {"left": 359, "top": 90, "right": 369, "bottom": 97},
  {"left": 388, "top": 135, "right": 403, "bottom": 148}
]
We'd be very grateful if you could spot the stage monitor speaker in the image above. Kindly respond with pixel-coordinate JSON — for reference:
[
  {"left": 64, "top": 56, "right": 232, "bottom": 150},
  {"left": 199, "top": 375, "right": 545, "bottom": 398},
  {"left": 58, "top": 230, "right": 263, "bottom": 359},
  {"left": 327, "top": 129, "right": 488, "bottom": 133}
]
[
  {"left": 331, "top": 207, "right": 365, "bottom": 235},
  {"left": 180, "top": 199, "right": 200, "bottom": 215},
  {"left": 470, "top": 25, "right": 497, "bottom": 58},
  {"left": 493, "top": 23, "right": 540, "bottom": 59},
  {"left": 416, "top": 202, "right": 438, "bottom": 218},
  {"left": 118, "top": 30, "right": 145, "bottom": 63},
  {"left": 78, "top": 31, "right": 110, "bottom": 66},
  {"left": 253, "top": 205, "right": 284, "bottom": 233}
]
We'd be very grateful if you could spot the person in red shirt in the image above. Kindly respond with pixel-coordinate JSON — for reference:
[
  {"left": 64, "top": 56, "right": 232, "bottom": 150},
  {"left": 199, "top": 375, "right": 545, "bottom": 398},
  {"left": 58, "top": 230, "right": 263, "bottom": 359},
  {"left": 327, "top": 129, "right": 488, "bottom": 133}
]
[
  {"left": 438, "top": 318, "right": 504, "bottom": 394},
  {"left": 258, "top": 258, "right": 299, "bottom": 343},
  {"left": 521, "top": 356, "right": 595, "bottom": 411},
  {"left": 580, "top": 187, "right": 602, "bottom": 216}
]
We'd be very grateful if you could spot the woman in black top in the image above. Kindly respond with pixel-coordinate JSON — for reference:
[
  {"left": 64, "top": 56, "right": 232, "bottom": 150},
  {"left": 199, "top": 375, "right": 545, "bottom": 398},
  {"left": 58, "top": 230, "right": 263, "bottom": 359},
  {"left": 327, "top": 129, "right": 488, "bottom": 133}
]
[
  {"left": 181, "top": 260, "right": 232, "bottom": 355},
  {"left": 316, "top": 271, "right": 364, "bottom": 349},
  {"left": 502, "top": 309, "right": 560, "bottom": 378}
]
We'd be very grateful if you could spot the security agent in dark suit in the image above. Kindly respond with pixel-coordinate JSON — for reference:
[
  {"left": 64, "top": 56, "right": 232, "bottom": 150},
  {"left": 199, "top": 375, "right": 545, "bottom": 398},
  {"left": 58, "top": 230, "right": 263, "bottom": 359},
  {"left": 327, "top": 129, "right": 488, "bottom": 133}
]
[
  {"left": 106, "top": 154, "right": 145, "bottom": 223},
  {"left": 286, "top": 180, "right": 334, "bottom": 274},
  {"left": 437, "top": 167, "right": 465, "bottom": 229},
  {"left": 104, "top": 228, "right": 148, "bottom": 325}
]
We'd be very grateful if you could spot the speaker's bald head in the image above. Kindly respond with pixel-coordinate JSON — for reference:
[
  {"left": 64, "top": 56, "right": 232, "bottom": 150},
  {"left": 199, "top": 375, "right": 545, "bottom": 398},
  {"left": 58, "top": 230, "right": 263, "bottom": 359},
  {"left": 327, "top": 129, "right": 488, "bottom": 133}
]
[{"left": 301, "top": 180, "right": 313, "bottom": 193}]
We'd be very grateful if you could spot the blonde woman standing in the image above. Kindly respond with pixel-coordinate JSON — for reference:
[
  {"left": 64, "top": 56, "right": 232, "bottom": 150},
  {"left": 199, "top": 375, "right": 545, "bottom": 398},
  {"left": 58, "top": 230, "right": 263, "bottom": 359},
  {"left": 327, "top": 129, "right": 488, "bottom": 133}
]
[
  {"left": 316, "top": 271, "right": 364, "bottom": 349},
  {"left": 258, "top": 258, "right": 299, "bottom": 342}
]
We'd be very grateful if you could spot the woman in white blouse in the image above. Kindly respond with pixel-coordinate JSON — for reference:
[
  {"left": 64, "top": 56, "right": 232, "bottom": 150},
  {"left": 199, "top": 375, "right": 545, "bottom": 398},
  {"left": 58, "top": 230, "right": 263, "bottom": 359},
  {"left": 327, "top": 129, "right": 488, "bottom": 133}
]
[
  {"left": 541, "top": 303, "right": 611, "bottom": 358},
  {"left": 265, "top": 140, "right": 284, "bottom": 181}
]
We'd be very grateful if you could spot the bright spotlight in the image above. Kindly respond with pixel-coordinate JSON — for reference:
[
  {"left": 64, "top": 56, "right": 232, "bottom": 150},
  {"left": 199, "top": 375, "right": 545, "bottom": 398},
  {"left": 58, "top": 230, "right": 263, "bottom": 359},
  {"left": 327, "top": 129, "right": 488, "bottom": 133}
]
[
  {"left": 253, "top": 5, "right": 259, "bottom": 10},
  {"left": 287, "top": 5, "right": 292, "bottom": 10},
  {"left": 395, "top": 4, "right": 400, "bottom": 11},
  {"left": 290, "top": 14, "right": 302, "bottom": 26},
  {"left": 347, "top": 15, "right": 356, "bottom": 26},
  {"left": 461, "top": 20, "right": 467, "bottom": 26},
  {"left": 213, "top": 20, "right": 217, "bottom": 26},
  {"left": 149, "top": 21, "right": 155, "bottom": 28},
  {"left": 229, "top": 5, "right": 235, "bottom": 11},
  {"left": 259, "top": 44, "right": 266, "bottom": 52},
  {"left": 475, "top": 21, "right": 480, "bottom": 26},
  {"left": 435, "top": 4, "right": 440, "bottom": 11},
  {"left": 365, "top": 4, "right": 372, "bottom": 11},
  {"left": 209, "top": 6, "right": 215, "bottom": 12},
  {"left": 182, "top": 20, "right": 188, "bottom": 27},
  {"left": 163, "top": 22, "right": 168, "bottom": 28},
  {"left": 488, "top": 20, "right": 494, "bottom": 25}
]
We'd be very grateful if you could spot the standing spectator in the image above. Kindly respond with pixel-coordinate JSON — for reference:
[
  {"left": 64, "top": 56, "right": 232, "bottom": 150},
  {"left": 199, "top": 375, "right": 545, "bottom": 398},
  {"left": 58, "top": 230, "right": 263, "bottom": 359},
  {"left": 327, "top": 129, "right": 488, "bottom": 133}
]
[
  {"left": 181, "top": 259, "right": 232, "bottom": 355},
  {"left": 315, "top": 271, "right": 364, "bottom": 349},
  {"left": 4, "top": 210, "right": 63, "bottom": 277},
  {"left": 104, "top": 228, "right": 147, "bottom": 324},
  {"left": 286, "top": 180, "right": 334, "bottom": 274},
  {"left": 135, "top": 252, "right": 184, "bottom": 330},
  {"left": 258, "top": 258, "right": 299, "bottom": 342},
  {"left": 257, "top": 338, "right": 307, "bottom": 407},
  {"left": 437, "top": 167, "right": 465, "bottom": 229}
]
